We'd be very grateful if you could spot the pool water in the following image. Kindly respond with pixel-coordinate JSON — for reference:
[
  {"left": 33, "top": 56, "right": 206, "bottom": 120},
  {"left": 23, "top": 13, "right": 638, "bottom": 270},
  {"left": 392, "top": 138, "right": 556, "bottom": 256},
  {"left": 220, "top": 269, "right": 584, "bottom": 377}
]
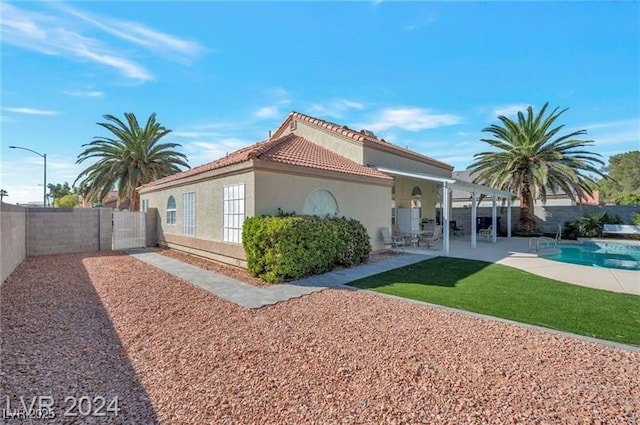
[{"left": 541, "top": 241, "right": 640, "bottom": 271}]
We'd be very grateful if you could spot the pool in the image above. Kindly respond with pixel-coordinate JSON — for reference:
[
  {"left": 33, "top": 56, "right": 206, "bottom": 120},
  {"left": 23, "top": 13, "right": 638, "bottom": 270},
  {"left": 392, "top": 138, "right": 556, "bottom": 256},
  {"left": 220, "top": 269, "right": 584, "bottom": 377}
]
[{"left": 541, "top": 241, "right": 640, "bottom": 271}]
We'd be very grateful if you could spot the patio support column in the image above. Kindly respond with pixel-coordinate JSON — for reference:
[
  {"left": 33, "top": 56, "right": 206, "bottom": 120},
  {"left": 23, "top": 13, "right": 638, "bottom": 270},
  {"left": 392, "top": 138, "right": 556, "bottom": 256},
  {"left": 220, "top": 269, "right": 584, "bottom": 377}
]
[
  {"left": 491, "top": 191, "right": 497, "bottom": 243},
  {"left": 442, "top": 182, "right": 450, "bottom": 256},
  {"left": 507, "top": 197, "right": 512, "bottom": 238},
  {"left": 471, "top": 191, "right": 477, "bottom": 249}
]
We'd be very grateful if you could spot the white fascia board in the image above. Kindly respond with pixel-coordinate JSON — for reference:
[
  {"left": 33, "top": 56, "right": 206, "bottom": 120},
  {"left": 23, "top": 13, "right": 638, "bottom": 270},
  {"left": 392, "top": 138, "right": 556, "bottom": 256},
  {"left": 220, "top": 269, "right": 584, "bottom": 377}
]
[{"left": 376, "top": 167, "right": 456, "bottom": 184}]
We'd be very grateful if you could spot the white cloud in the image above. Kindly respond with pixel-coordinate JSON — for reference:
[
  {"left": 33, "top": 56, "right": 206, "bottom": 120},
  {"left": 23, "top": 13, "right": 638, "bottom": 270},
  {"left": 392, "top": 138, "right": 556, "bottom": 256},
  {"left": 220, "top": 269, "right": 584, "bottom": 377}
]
[
  {"left": 582, "top": 118, "right": 639, "bottom": 131},
  {"left": 360, "top": 107, "right": 461, "bottom": 132},
  {"left": 255, "top": 106, "right": 280, "bottom": 119},
  {"left": 404, "top": 13, "right": 439, "bottom": 31},
  {"left": 307, "top": 99, "right": 365, "bottom": 118},
  {"left": 3, "top": 107, "right": 58, "bottom": 115},
  {"left": 52, "top": 2, "right": 203, "bottom": 64},
  {"left": 268, "top": 87, "right": 290, "bottom": 100},
  {"left": 1, "top": 3, "right": 153, "bottom": 82},
  {"left": 582, "top": 118, "right": 640, "bottom": 147},
  {"left": 185, "top": 138, "right": 254, "bottom": 166},
  {"left": 1, "top": 2, "right": 203, "bottom": 82},
  {"left": 492, "top": 103, "right": 529, "bottom": 118},
  {"left": 64, "top": 90, "right": 104, "bottom": 98},
  {"left": 172, "top": 130, "right": 223, "bottom": 139},
  {"left": 0, "top": 155, "right": 83, "bottom": 204}
]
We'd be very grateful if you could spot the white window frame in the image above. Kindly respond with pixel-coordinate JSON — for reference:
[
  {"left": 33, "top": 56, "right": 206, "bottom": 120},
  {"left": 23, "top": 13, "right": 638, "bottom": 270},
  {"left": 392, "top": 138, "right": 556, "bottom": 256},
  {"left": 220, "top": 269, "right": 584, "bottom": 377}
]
[
  {"left": 183, "top": 192, "right": 196, "bottom": 236},
  {"left": 141, "top": 199, "right": 149, "bottom": 212},
  {"left": 223, "top": 184, "right": 245, "bottom": 243},
  {"left": 166, "top": 196, "right": 176, "bottom": 225}
]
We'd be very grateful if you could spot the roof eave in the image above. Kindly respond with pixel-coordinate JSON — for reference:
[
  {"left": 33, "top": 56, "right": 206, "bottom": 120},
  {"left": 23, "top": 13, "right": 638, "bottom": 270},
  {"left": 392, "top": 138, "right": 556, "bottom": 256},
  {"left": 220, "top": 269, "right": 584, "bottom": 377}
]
[
  {"left": 253, "top": 158, "right": 394, "bottom": 186},
  {"left": 137, "top": 161, "right": 254, "bottom": 193}
]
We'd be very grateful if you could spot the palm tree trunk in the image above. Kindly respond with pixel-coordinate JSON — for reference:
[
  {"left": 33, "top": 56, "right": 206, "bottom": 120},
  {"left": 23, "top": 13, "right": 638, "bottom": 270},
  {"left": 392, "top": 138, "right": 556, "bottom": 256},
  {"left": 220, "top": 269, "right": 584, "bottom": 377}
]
[
  {"left": 131, "top": 189, "right": 140, "bottom": 212},
  {"left": 518, "top": 179, "right": 538, "bottom": 233}
]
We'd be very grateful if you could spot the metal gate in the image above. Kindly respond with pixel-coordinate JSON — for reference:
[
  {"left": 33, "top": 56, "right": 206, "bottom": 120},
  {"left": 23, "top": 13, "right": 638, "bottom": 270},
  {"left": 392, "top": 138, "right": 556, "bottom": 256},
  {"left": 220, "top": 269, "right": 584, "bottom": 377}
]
[{"left": 113, "top": 211, "right": 146, "bottom": 250}]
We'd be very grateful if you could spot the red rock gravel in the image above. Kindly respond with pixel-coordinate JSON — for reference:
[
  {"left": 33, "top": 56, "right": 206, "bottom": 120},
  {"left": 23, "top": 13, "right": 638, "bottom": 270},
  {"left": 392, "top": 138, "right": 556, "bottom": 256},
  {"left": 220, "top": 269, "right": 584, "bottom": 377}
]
[{"left": 2, "top": 253, "right": 639, "bottom": 424}]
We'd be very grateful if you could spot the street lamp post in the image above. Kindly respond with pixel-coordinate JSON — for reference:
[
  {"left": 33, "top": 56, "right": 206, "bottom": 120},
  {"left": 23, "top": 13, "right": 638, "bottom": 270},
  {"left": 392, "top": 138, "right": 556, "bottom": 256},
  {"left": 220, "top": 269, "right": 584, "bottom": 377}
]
[{"left": 9, "top": 146, "right": 47, "bottom": 207}]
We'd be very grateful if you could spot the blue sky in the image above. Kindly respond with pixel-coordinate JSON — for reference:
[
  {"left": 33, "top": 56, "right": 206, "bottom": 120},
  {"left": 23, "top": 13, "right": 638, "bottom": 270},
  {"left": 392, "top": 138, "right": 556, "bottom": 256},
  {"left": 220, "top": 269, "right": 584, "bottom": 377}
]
[{"left": 1, "top": 1, "right": 638, "bottom": 204}]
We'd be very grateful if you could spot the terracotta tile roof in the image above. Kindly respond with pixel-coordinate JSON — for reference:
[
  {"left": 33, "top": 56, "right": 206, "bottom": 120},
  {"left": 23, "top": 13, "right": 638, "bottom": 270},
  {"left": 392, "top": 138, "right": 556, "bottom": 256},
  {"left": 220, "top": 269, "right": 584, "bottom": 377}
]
[
  {"left": 273, "top": 111, "right": 453, "bottom": 170},
  {"left": 139, "top": 134, "right": 391, "bottom": 190},
  {"left": 138, "top": 143, "right": 259, "bottom": 189},
  {"left": 258, "top": 134, "right": 391, "bottom": 180}
]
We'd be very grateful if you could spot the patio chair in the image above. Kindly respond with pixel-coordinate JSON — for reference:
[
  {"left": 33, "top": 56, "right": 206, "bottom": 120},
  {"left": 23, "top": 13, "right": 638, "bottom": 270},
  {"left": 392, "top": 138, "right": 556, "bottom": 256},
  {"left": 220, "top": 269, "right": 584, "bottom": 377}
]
[
  {"left": 381, "top": 227, "right": 405, "bottom": 249},
  {"left": 479, "top": 225, "right": 493, "bottom": 241},
  {"left": 404, "top": 232, "right": 419, "bottom": 248},
  {"left": 450, "top": 221, "right": 464, "bottom": 236},
  {"left": 419, "top": 225, "right": 442, "bottom": 248}
]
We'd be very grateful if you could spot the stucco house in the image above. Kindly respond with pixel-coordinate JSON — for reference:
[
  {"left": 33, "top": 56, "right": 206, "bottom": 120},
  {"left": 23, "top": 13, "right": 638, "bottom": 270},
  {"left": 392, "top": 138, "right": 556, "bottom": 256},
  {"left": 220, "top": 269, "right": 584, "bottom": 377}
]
[{"left": 138, "top": 112, "right": 509, "bottom": 267}]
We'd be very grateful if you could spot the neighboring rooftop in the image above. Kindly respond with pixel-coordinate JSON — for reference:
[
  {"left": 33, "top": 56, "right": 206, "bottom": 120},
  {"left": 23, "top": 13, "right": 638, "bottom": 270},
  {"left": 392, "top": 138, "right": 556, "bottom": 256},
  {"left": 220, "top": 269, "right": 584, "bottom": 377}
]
[{"left": 139, "top": 133, "right": 392, "bottom": 190}]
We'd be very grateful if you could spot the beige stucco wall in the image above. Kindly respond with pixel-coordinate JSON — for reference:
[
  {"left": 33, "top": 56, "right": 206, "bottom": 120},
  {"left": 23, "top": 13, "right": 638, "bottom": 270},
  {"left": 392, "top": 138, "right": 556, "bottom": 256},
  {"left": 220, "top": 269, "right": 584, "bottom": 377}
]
[
  {"left": 254, "top": 169, "right": 392, "bottom": 251},
  {"left": 140, "top": 171, "right": 255, "bottom": 265},
  {"left": 363, "top": 146, "right": 452, "bottom": 177},
  {"left": 278, "top": 120, "right": 364, "bottom": 164},
  {"left": 393, "top": 175, "right": 439, "bottom": 221}
]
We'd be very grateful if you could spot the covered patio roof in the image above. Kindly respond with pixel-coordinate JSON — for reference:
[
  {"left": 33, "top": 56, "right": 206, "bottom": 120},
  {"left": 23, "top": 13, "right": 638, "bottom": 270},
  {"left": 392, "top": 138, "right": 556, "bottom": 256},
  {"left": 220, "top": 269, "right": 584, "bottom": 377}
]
[{"left": 375, "top": 167, "right": 516, "bottom": 255}]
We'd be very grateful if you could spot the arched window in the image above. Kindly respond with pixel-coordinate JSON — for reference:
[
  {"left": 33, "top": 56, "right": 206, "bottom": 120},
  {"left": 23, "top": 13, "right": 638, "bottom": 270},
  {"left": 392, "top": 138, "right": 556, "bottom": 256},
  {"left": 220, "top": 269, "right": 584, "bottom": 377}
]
[
  {"left": 302, "top": 189, "right": 338, "bottom": 216},
  {"left": 411, "top": 186, "right": 422, "bottom": 197},
  {"left": 166, "top": 196, "right": 176, "bottom": 225}
]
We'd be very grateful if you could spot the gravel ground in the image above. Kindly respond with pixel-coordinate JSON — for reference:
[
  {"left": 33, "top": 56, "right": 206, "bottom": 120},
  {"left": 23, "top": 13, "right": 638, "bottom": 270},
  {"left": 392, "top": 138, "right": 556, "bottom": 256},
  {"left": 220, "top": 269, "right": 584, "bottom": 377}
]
[{"left": 2, "top": 253, "right": 639, "bottom": 424}]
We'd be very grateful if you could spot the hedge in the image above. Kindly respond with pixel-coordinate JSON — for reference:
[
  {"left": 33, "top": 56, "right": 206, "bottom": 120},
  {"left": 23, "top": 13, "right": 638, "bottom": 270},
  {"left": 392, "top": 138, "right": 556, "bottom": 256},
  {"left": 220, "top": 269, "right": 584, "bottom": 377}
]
[{"left": 242, "top": 215, "right": 371, "bottom": 284}]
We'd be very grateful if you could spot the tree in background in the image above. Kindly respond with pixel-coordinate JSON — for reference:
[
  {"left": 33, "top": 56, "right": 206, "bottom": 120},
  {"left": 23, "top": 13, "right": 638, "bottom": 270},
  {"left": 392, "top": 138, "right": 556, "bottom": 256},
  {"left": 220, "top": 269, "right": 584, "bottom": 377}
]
[
  {"left": 598, "top": 151, "right": 640, "bottom": 205},
  {"left": 468, "top": 103, "right": 605, "bottom": 233},
  {"left": 56, "top": 193, "right": 79, "bottom": 208},
  {"left": 46, "top": 182, "right": 81, "bottom": 207},
  {"left": 47, "top": 182, "right": 73, "bottom": 206},
  {"left": 0, "top": 189, "right": 8, "bottom": 203},
  {"left": 75, "top": 113, "right": 189, "bottom": 211}
]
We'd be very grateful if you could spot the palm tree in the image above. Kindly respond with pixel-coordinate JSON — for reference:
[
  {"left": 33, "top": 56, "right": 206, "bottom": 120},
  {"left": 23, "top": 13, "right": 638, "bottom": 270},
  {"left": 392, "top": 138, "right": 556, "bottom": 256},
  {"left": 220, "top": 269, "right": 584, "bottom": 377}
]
[
  {"left": 0, "top": 189, "right": 8, "bottom": 203},
  {"left": 468, "top": 103, "right": 604, "bottom": 233},
  {"left": 75, "top": 113, "right": 189, "bottom": 211}
]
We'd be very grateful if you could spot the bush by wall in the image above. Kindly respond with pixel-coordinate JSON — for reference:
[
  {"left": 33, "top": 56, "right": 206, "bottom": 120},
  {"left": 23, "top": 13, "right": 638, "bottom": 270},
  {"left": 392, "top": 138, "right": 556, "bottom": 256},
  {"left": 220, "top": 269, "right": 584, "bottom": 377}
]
[
  {"left": 564, "top": 211, "right": 622, "bottom": 239},
  {"left": 243, "top": 215, "right": 371, "bottom": 284}
]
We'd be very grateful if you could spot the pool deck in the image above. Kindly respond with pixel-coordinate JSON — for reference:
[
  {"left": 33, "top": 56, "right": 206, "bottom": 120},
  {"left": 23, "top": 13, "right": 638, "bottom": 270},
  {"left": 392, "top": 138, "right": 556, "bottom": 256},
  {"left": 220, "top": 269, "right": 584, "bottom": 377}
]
[{"left": 404, "top": 236, "right": 639, "bottom": 295}]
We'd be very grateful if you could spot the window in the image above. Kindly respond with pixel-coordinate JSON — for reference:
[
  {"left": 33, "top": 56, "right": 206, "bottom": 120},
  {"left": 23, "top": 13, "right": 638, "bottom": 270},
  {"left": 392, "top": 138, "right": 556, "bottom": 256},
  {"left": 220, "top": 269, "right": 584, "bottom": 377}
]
[
  {"left": 223, "top": 184, "right": 245, "bottom": 243},
  {"left": 183, "top": 192, "right": 196, "bottom": 236},
  {"left": 141, "top": 199, "right": 149, "bottom": 212},
  {"left": 302, "top": 189, "right": 338, "bottom": 216},
  {"left": 166, "top": 196, "right": 176, "bottom": 225}
]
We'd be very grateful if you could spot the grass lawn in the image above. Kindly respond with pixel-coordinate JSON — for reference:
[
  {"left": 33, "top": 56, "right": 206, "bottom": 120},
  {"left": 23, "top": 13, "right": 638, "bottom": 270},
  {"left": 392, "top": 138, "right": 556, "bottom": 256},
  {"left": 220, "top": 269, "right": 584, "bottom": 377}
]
[{"left": 351, "top": 257, "right": 640, "bottom": 346}]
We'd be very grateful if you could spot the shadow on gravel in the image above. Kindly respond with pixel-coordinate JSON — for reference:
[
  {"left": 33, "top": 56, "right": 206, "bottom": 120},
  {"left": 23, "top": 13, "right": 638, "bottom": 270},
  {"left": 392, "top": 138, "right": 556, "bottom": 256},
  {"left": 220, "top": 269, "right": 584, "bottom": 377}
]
[{"left": 0, "top": 252, "right": 159, "bottom": 424}]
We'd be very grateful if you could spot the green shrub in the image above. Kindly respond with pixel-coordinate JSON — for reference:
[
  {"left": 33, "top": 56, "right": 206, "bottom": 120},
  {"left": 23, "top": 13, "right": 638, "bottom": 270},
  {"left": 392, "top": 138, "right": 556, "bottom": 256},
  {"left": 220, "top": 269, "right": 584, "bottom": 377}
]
[
  {"left": 632, "top": 213, "right": 640, "bottom": 226},
  {"left": 243, "top": 215, "right": 371, "bottom": 284},
  {"left": 566, "top": 211, "right": 622, "bottom": 238}
]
